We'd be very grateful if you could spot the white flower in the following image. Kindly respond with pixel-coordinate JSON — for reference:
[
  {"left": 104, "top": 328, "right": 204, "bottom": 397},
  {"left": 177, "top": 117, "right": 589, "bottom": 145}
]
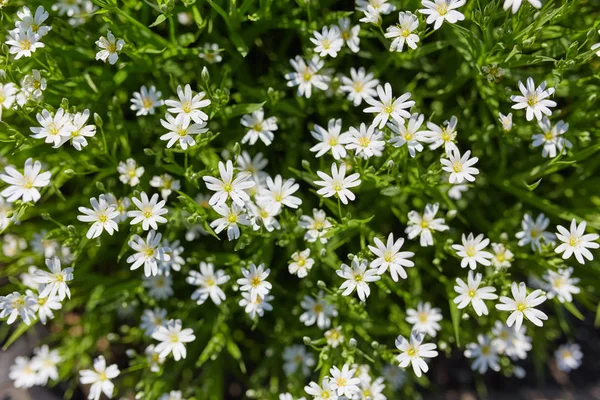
[
  {"left": 315, "top": 162, "right": 361, "bottom": 204},
  {"left": 2, "top": 235, "right": 27, "bottom": 258},
  {"left": 239, "top": 292, "right": 273, "bottom": 318},
  {"left": 0, "top": 196, "right": 12, "bottom": 231},
  {"left": 79, "top": 356, "right": 120, "bottom": 400},
  {"left": 240, "top": 108, "right": 278, "bottom": 146},
  {"left": 152, "top": 319, "right": 196, "bottom": 361},
  {"left": 145, "top": 344, "right": 166, "bottom": 372},
  {"left": 95, "top": 30, "right": 125, "bottom": 65},
  {"left": 31, "top": 345, "right": 61, "bottom": 385},
  {"left": 592, "top": 31, "right": 600, "bottom": 57},
  {"left": 555, "top": 343, "right": 582, "bottom": 372},
  {"left": 452, "top": 233, "right": 493, "bottom": 270},
  {"left": 0, "top": 291, "right": 37, "bottom": 325},
  {"left": 131, "top": 85, "right": 163, "bottom": 116},
  {"left": 247, "top": 201, "right": 281, "bottom": 232},
  {"left": 140, "top": 308, "right": 167, "bottom": 336},
  {"left": 305, "top": 377, "right": 337, "bottom": 400},
  {"left": 165, "top": 84, "right": 211, "bottom": 123},
  {"left": 364, "top": 83, "right": 414, "bottom": 128},
  {"left": 77, "top": 195, "right": 119, "bottom": 239},
  {"left": 395, "top": 331, "right": 438, "bottom": 377},
  {"left": 532, "top": 117, "right": 572, "bottom": 158},
  {"left": 555, "top": 219, "right": 599, "bottom": 264},
  {"left": 198, "top": 42, "right": 223, "bottom": 64},
  {"left": 542, "top": 267, "right": 580, "bottom": 303},
  {"left": 5, "top": 28, "right": 45, "bottom": 59},
  {"left": 289, "top": 249, "right": 315, "bottom": 278},
  {"left": 128, "top": 192, "right": 168, "bottom": 231},
  {"left": 357, "top": 0, "right": 396, "bottom": 14},
  {"left": 117, "top": 158, "right": 144, "bottom": 186},
  {"left": 310, "top": 118, "right": 352, "bottom": 159},
  {"left": 29, "top": 291, "right": 62, "bottom": 325},
  {"left": 406, "top": 302, "right": 443, "bottom": 337},
  {"left": 203, "top": 160, "right": 255, "bottom": 207},
  {"left": 491, "top": 320, "right": 532, "bottom": 360},
  {"left": 336, "top": 258, "right": 380, "bottom": 302},
  {"left": 143, "top": 274, "right": 173, "bottom": 300},
  {"left": 503, "top": 0, "right": 542, "bottom": 14},
  {"left": 126, "top": 230, "right": 171, "bottom": 277},
  {"left": 0, "top": 82, "right": 18, "bottom": 120},
  {"left": 515, "top": 213, "right": 555, "bottom": 251},
  {"left": 419, "top": 0, "right": 466, "bottom": 30},
  {"left": 339, "top": 67, "right": 379, "bottom": 107},
  {"left": 160, "top": 113, "right": 208, "bottom": 149},
  {"left": 324, "top": 327, "right": 344, "bottom": 348},
  {"left": 299, "top": 208, "right": 332, "bottom": 243},
  {"left": 210, "top": 203, "right": 251, "bottom": 241},
  {"left": 65, "top": 109, "right": 97, "bottom": 150},
  {"left": 30, "top": 108, "right": 75, "bottom": 147},
  {"left": 422, "top": 115, "right": 458, "bottom": 155},
  {"left": 491, "top": 243, "right": 514, "bottom": 269},
  {"left": 441, "top": 148, "right": 479, "bottom": 184},
  {"left": 16, "top": 6, "right": 51, "bottom": 37},
  {"left": 0, "top": 158, "right": 51, "bottom": 203},
  {"left": 345, "top": 123, "right": 385, "bottom": 159},
  {"left": 388, "top": 113, "right": 427, "bottom": 157},
  {"left": 34, "top": 256, "right": 74, "bottom": 300},
  {"left": 498, "top": 112, "right": 513, "bottom": 132},
  {"left": 157, "top": 239, "right": 185, "bottom": 272},
  {"left": 385, "top": 12, "right": 420, "bottom": 52},
  {"left": 329, "top": 364, "right": 361, "bottom": 397},
  {"left": 160, "top": 391, "right": 185, "bottom": 400},
  {"left": 106, "top": 194, "right": 130, "bottom": 223},
  {"left": 496, "top": 282, "right": 548, "bottom": 332},
  {"left": 405, "top": 203, "right": 449, "bottom": 247},
  {"left": 186, "top": 261, "right": 229, "bottom": 305},
  {"left": 369, "top": 233, "right": 414, "bottom": 281},
  {"left": 18, "top": 69, "right": 47, "bottom": 105},
  {"left": 150, "top": 174, "right": 181, "bottom": 200},
  {"left": 237, "top": 151, "right": 268, "bottom": 180},
  {"left": 257, "top": 175, "right": 301, "bottom": 213},
  {"left": 511, "top": 77, "right": 557, "bottom": 121},
  {"left": 300, "top": 291, "right": 337, "bottom": 329},
  {"left": 285, "top": 56, "right": 330, "bottom": 98},
  {"left": 283, "top": 345, "right": 316, "bottom": 377},
  {"left": 338, "top": 17, "right": 360, "bottom": 53},
  {"left": 237, "top": 263, "right": 272, "bottom": 302},
  {"left": 464, "top": 335, "right": 500, "bottom": 374},
  {"left": 311, "top": 26, "right": 344, "bottom": 58},
  {"left": 9, "top": 356, "right": 39, "bottom": 388},
  {"left": 453, "top": 271, "right": 498, "bottom": 316}
]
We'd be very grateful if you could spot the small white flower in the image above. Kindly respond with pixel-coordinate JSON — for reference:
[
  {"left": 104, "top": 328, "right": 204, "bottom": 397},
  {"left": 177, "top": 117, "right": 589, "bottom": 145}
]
[
  {"left": 339, "top": 67, "right": 379, "bottom": 107},
  {"left": 31, "top": 345, "right": 61, "bottom": 385},
  {"left": 128, "top": 192, "right": 168, "bottom": 231},
  {"left": 388, "top": 113, "right": 427, "bottom": 157},
  {"left": 329, "top": 364, "right": 361, "bottom": 397},
  {"left": 555, "top": 343, "right": 583, "bottom": 372},
  {"left": 464, "top": 335, "right": 500, "bottom": 374},
  {"left": 240, "top": 108, "right": 278, "bottom": 146},
  {"left": 186, "top": 261, "right": 229, "bottom": 305},
  {"left": 152, "top": 319, "right": 196, "bottom": 361},
  {"left": 5, "top": 28, "right": 45, "bottom": 59},
  {"left": 299, "top": 208, "right": 332, "bottom": 244},
  {"left": 441, "top": 148, "right": 479, "bottom": 184},
  {"left": 106, "top": 194, "right": 131, "bottom": 223},
  {"left": 406, "top": 302, "right": 443, "bottom": 337},
  {"left": 419, "top": 0, "right": 466, "bottom": 30},
  {"left": 239, "top": 292, "right": 273, "bottom": 318},
  {"left": 314, "top": 162, "right": 362, "bottom": 205},
  {"left": 364, "top": 82, "right": 414, "bottom": 128},
  {"left": 0, "top": 82, "right": 18, "bottom": 120},
  {"left": 237, "top": 151, "right": 268, "bottom": 180},
  {"left": 495, "top": 282, "right": 548, "bottom": 332},
  {"left": 117, "top": 158, "right": 144, "bottom": 186},
  {"left": 515, "top": 213, "right": 555, "bottom": 251},
  {"left": 203, "top": 160, "right": 255, "bottom": 207},
  {"left": 77, "top": 195, "right": 119, "bottom": 239},
  {"left": 285, "top": 56, "right": 330, "bottom": 98},
  {"left": 160, "top": 113, "right": 208, "bottom": 149},
  {"left": 324, "top": 327, "right": 344, "bottom": 348},
  {"left": 385, "top": 11, "right": 420, "bottom": 52},
  {"left": 453, "top": 271, "right": 498, "bottom": 316},
  {"left": 452, "top": 233, "right": 493, "bottom": 270},
  {"left": 150, "top": 174, "right": 181, "bottom": 200},
  {"left": 165, "top": 84, "right": 211, "bottom": 123},
  {"left": 395, "top": 331, "right": 438, "bottom": 378},
  {"left": 140, "top": 307, "right": 167, "bottom": 336},
  {"left": 498, "top": 112, "right": 513, "bottom": 132},
  {"left": 345, "top": 123, "right": 385, "bottom": 159},
  {"left": 143, "top": 274, "right": 173, "bottom": 300},
  {"left": 237, "top": 263, "right": 272, "bottom": 302},
  {"left": 336, "top": 258, "right": 380, "bottom": 302},
  {"left": 0, "top": 158, "right": 51, "bottom": 203},
  {"left": 131, "top": 85, "right": 163, "bottom": 116},
  {"left": 338, "top": 17, "right": 360, "bottom": 53},
  {"left": 126, "top": 230, "right": 171, "bottom": 277},
  {"left": 305, "top": 377, "right": 337, "bottom": 400},
  {"left": 283, "top": 345, "right": 316, "bottom": 377},
  {"left": 9, "top": 356, "right": 39, "bottom": 388},
  {"left": 0, "top": 291, "right": 37, "bottom": 325},
  {"left": 405, "top": 203, "right": 449, "bottom": 247},
  {"left": 257, "top": 175, "right": 302, "bottom": 213},
  {"left": 491, "top": 320, "right": 532, "bottom": 360},
  {"left": 357, "top": 0, "right": 396, "bottom": 15},
  {"left": 511, "top": 77, "right": 557, "bottom": 121},
  {"left": 503, "top": 0, "right": 542, "bottom": 14},
  {"left": 555, "top": 219, "right": 599, "bottom": 264},
  {"left": 422, "top": 115, "right": 459, "bottom": 155},
  {"left": 491, "top": 243, "right": 514, "bottom": 269},
  {"left": 532, "top": 117, "right": 572, "bottom": 158},
  {"left": 210, "top": 203, "right": 251, "bottom": 241},
  {"left": 160, "top": 391, "right": 185, "bottom": 400},
  {"left": 198, "top": 42, "right": 223, "bottom": 64},
  {"left": 34, "top": 256, "right": 74, "bottom": 301},
  {"left": 0, "top": 196, "right": 12, "bottom": 231},
  {"left": 79, "top": 356, "right": 120, "bottom": 400},
  {"left": 145, "top": 344, "right": 166, "bottom": 372},
  {"left": 359, "top": 5, "right": 382, "bottom": 25},
  {"left": 65, "top": 109, "right": 97, "bottom": 150},
  {"left": 247, "top": 200, "right": 281, "bottom": 232},
  {"left": 16, "top": 6, "right": 52, "bottom": 37},
  {"left": 289, "top": 249, "right": 314, "bottom": 278},
  {"left": 300, "top": 291, "right": 337, "bottom": 329},
  {"left": 369, "top": 233, "right": 414, "bottom": 281},
  {"left": 542, "top": 267, "right": 580, "bottom": 303},
  {"left": 95, "top": 30, "right": 125, "bottom": 65},
  {"left": 29, "top": 291, "right": 62, "bottom": 325},
  {"left": 310, "top": 118, "right": 352, "bottom": 159},
  {"left": 30, "top": 108, "right": 75, "bottom": 147},
  {"left": 592, "top": 31, "right": 600, "bottom": 57},
  {"left": 311, "top": 26, "right": 344, "bottom": 58}
]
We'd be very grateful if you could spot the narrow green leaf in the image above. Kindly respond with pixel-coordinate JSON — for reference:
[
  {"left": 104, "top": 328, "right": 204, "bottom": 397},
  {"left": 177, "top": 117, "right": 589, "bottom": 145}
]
[{"left": 3, "top": 322, "right": 33, "bottom": 350}]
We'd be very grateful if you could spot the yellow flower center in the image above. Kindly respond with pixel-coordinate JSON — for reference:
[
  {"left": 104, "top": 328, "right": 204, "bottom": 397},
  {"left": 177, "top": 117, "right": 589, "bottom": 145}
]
[
  {"left": 321, "top": 39, "right": 331, "bottom": 49},
  {"left": 418, "top": 312, "right": 428, "bottom": 323},
  {"left": 177, "top": 128, "right": 188, "bottom": 137},
  {"left": 420, "top": 220, "right": 429, "bottom": 229},
  {"left": 517, "top": 303, "right": 526, "bottom": 312},
  {"left": 384, "top": 252, "right": 393, "bottom": 263},
  {"left": 481, "top": 346, "right": 490, "bottom": 355},
  {"left": 353, "top": 81, "right": 364, "bottom": 93},
  {"left": 407, "top": 346, "right": 417, "bottom": 357},
  {"left": 99, "top": 214, "right": 108, "bottom": 223},
  {"left": 336, "top": 377, "right": 347, "bottom": 387},
  {"left": 436, "top": 3, "right": 449, "bottom": 15},
  {"left": 527, "top": 95, "right": 538, "bottom": 107},
  {"left": 21, "top": 39, "right": 32, "bottom": 50},
  {"left": 313, "top": 304, "right": 323, "bottom": 313},
  {"left": 401, "top": 28, "right": 411, "bottom": 38},
  {"left": 206, "top": 278, "right": 215, "bottom": 286},
  {"left": 453, "top": 162, "right": 463, "bottom": 173},
  {"left": 303, "top": 71, "right": 313, "bottom": 82},
  {"left": 227, "top": 214, "right": 238, "bottom": 223},
  {"left": 182, "top": 102, "right": 192, "bottom": 113},
  {"left": 143, "top": 208, "right": 153, "bottom": 218},
  {"left": 250, "top": 276, "right": 261, "bottom": 287},
  {"left": 144, "top": 248, "right": 155, "bottom": 257},
  {"left": 384, "top": 104, "right": 394, "bottom": 114},
  {"left": 465, "top": 246, "right": 476, "bottom": 257},
  {"left": 297, "top": 258, "right": 306, "bottom": 266},
  {"left": 569, "top": 236, "right": 580, "bottom": 247},
  {"left": 223, "top": 183, "right": 233, "bottom": 193},
  {"left": 253, "top": 123, "right": 263, "bottom": 132},
  {"left": 544, "top": 131, "right": 554, "bottom": 141},
  {"left": 23, "top": 178, "right": 34, "bottom": 189},
  {"left": 142, "top": 98, "right": 154, "bottom": 109},
  {"left": 107, "top": 43, "right": 117, "bottom": 53},
  {"left": 468, "top": 289, "right": 476, "bottom": 298},
  {"left": 99, "top": 372, "right": 107, "bottom": 381},
  {"left": 353, "top": 273, "right": 363, "bottom": 282},
  {"left": 329, "top": 137, "right": 338, "bottom": 146},
  {"left": 358, "top": 136, "right": 371, "bottom": 148}
]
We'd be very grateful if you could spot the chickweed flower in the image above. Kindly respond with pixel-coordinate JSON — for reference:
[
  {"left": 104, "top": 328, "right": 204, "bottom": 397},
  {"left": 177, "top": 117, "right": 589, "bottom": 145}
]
[
  {"left": 464, "top": 335, "right": 500, "bottom": 373},
  {"left": 300, "top": 291, "right": 338, "bottom": 329},
  {"left": 311, "top": 26, "right": 344, "bottom": 58},
  {"left": 368, "top": 233, "right": 415, "bottom": 281},
  {"left": 554, "top": 219, "right": 599, "bottom": 264},
  {"left": 131, "top": 85, "right": 163, "bottom": 116},
  {"left": 339, "top": 67, "right": 379, "bottom": 106},
  {"left": 423, "top": 115, "right": 459, "bottom": 155},
  {"left": 498, "top": 112, "right": 513, "bottom": 132},
  {"left": 0, "top": 291, "right": 37, "bottom": 325},
  {"left": 152, "top": 319, "right": 196, "bottom": 361},
  {"left": 515, "top": 213, "right": 555, "bottom": 251},
  {"left": 511, "top": 77, "right": 557, "bottom": 121},
  {"left": 452, "top": 233, "right": 493, "bottom": 270},
  {"left": 310, "top": 118, "right": 352, "bottom": 159},
  {"left": 285, "top": 56, "right": 330, "bottom": 98},
  {"left": 495, "top": 282, "right": 548, "bottom": 332},
  {"left": 117, "top": 158, "right": 145, "bottom": 187},
  {"left": 210, "top": 203, "right": 251, "bottom": 241},
  {"left": 441, "top": 148, "right": 480, "bottom": 184},
  {"left": 34, "top": 256, "right": 74, "bottom": 301},
  {"left": 337, "top": 17, "right": 360, "bottom": 53},
  {"left": 345, "top": 123, "right": 385, "bottom": 159},
  {"left": 405, "top": 203, "right": 449, "bottom": 247},
  {"left": 329, "top": 364, "right": 361, "bottom": 397},
  {"left": 160, "top": 113, "right": 208, "bottom": 150},
  {"left": 237, "top": 263, "right": 272, "bottom": 302},
  {"left": 128, "top": 192, "right": 168, "bottom": 231},
  {"left": 0, "top": 158, "right": 51, "bottom": 203},
  {"left": 79, "top": 356, "right": 120, "bottom": 400},
  {"left": 257, "top": 175, "right": 302, "bottom": 212},
  {"left": 315, "top": 162, "right": 362, "bottom": 205},
  {"left": 406, "top": 302, "right": 443, "bottom": 337},
  {"left": 305, "top": 377, "right": 337, "bottom": 400},
  {"left": 336, "top": 258, "right": 380, "bottom": 302},
  {"left": 289, "top": 249, "right": 314, "bottom": 278},
  {"left": 203, "top": 160, "right": 255, "bottom": 207},
  {"left": 419, "top": 0, "right": 466, "bottom": 30},
  {"left": 240, "top": 108, "right": 278, "bottom": 146},
  {"left": 95, "top": 30, "right": 125, "bottom": 65},
  {"left": 385, "top": 11, "right": 420, "bottom": 52},
  {"left": 30, "top": 108, "right": 75, "bottom": 147},
  {"left": 454, "top": 271, "right": 498, "bottom": 316},
  {"left": 388, "top": 113, "right": 427, "bottom": 157},
  {"left": 77, "top": 195, "right": 120, "bottom": 239},
  {"left": 532, "top": 117, "right": 572, "bottom": 158},
  {"left": 127, "top": 230, "right": 171, "bottom": 277},
  {"left": 363, "top": 83, "right": 414, "bottom": 128},
  {"left": 165, "top": 84, "right": 211, "bottom": 123},
  {"left": 186, "top": 262, "right": 230, "bottom": 305},
  {"left": 542, "top": 267, "right": 580, "bottom": 303},
  {"left": 555, "top": 343, "right": 583, "bottom": 372},
  {"left": 395, "top": 331, "right": 438, "bottom": 378}
]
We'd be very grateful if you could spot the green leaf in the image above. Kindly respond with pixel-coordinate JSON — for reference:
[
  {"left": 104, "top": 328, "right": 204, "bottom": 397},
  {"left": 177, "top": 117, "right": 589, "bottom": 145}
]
[
  {"left": 149, "top": 14, "right": 167, "bottom": 27},
  {"left": 523, "top": 178, "right": 542, "bottom": 191},
  {"left": 3, "top": 322, "right": 34, "bottom": 350},
  {"left": 564, "top": 302, "right": 585, "bottom": 321},
  {"left": 448, "top": 293, "right": 461, "bottom": 347}
]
